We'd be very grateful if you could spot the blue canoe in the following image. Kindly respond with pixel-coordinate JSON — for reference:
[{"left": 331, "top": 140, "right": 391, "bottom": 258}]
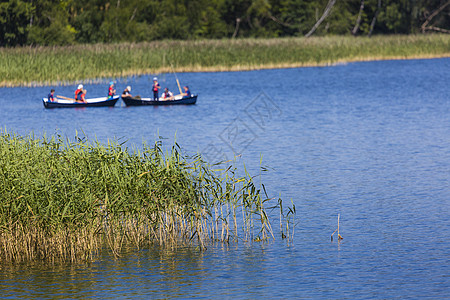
[{"left": 121, "top": 95, "right": 197, "bottom": 106}]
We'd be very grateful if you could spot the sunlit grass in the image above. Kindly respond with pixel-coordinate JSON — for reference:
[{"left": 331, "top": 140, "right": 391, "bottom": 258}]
[
  {"left": 0, "top": 34, "right": 448, "bottom": 87},
  {"left": 0, "top": 131, "right": 294, "bottom": 262}
]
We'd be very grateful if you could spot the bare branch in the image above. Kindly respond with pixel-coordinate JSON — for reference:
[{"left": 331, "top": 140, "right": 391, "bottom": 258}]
[
  {"left": 268, "top": 14, "right": 294, "bottom": 28},
  {"left": 128, "top": 7, "right": 137, "bottom": 24},
  {"left": 423, "top": 26, "right": 450, "bottom": 34},
  {"left": 421, "top": 1, "right": 450, "bottom": 33}
]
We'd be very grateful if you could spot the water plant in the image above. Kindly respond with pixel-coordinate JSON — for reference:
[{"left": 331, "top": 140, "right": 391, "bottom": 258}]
[
  {"left": 0, "top": 34, "right": 449, "bottom": 87},
  {"left": 0, "top": 131, "right": 294, "bottom": 262}
]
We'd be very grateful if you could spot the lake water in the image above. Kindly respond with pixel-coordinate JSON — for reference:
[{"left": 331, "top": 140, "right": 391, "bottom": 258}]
[{"left": 1, "top": 58, "right": 449, "bottom": 299}]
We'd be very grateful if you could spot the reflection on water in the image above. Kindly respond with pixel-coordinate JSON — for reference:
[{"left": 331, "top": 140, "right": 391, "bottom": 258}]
[{"left": 0, "top": 58, "right": 449, "bottom": 298}]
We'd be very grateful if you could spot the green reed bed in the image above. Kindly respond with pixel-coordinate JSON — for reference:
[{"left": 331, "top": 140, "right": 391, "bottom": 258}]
[
  {"left": 0, "top": 132, "right": 294, "bottom": 262},
  {"left": 0, "top": 34, "right": 448, "bottom": 87}
]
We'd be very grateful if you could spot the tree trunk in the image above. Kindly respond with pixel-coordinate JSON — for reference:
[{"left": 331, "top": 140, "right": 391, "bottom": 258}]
[
  {"left": 352, "top": 0, "right": 364, "bottom": 35},
  {"left": 422, "top": 26, "right": 450, "bottom": 34},
  {"left": 305, "top": 0, "right": 337, "bottom": 38},
  {"left": 421, "top": 1, "right": 450, "bottom": 33},
  {"left": 232, "top": 18, "right": 241, "bottom": 38},
  {"left": 368, "top": 0, "right": 381, "bottom": 37}
]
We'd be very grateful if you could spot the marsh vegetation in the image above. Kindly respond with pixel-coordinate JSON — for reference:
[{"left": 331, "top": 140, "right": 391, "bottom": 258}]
[
  {"left": 0, "top": 132, "right": 295, "bottom": 262},
  {"left": 1, "top": 34, "right": 449, "bottom": 87}
]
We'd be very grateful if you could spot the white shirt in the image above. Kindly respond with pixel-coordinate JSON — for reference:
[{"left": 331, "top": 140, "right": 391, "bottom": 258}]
[{"left": 162, "top": 91, "right": 173, "bottom": 99}]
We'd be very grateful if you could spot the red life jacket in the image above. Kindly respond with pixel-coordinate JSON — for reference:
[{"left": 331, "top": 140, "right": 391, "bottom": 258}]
[
  {"left": 153, "top": 83, "right": 160, "bottom": 92},
  {"left": 75, "top": 89, "right": 83, "bottom": 100}
]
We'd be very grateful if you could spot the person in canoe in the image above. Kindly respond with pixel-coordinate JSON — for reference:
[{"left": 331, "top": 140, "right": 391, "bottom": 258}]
[
  {"left": 152, "top": 77, "right": 161, "bottom": 101},
  {"left": 122, "top": 86, "right": 132, "bottom": 98},
  {"left": 182, "top": 86, "right": 191, "bottom": 98},
  {"left": 161, "top": 87, "right": 174, "bottom": 100},
  {"left": 48, "top": 89, "right": 56, "bottom": 102},
  {"left": 75, "top": 84, "right": 84, "bottom": 101},
  {"left": 108, "top": 81, "right": 116, "bottom": 99},
  {"left": 77, "top": 89, "right": 87, "bottom": 103}
]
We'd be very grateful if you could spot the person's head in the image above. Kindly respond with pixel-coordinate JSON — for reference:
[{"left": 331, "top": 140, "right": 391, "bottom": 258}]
[
  {"left": 50, "top": 89, "right": 55, "bottom": 94},
  {"left": 127, "top": 86, "right": 131, "bottom": 92},
  {"left": 164, "top": 87, "right": 169, "bottom": 92},
  {"left": 184, "top": 86, "right": 189, "bottom": 91},
  {"left": 109, "top": 81, "right": 114, "bottom": 86},
  {"left": 78, "top": 84, "right": 83, "bottom": 90},
  {"left": 153, "top": 77, "right": 158, "bottom": 82}
]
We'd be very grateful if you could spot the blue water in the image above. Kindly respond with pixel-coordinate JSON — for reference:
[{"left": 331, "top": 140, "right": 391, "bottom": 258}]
[{"left": 1, "top": 58, "right": 449, "bottom": 298}]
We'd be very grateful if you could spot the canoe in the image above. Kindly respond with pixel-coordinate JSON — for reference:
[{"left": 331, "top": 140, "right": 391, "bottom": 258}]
[
  {"left": 121, "top": 94, "right": 197, "bottom": 106},
  {"left": 42, "top": 95, "right": 120, "bottom": 109}
]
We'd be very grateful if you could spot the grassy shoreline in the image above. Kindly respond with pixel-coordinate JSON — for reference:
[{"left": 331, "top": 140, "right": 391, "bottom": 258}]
[{"left": 1, "top": 35, "right": 449, "bottom": 87}]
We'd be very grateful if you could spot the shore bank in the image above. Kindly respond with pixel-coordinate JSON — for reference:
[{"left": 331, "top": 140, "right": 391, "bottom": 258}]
[{"left": 0, "top": 35, "right": 449, "bottom": 87}]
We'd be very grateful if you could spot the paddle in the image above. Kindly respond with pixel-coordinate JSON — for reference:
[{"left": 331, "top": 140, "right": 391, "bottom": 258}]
[
  {"left": 176, "top": 78, "right": 182, "bottom": 95},
  {"left": 56, "top": 95, "right": 76, "bottom": 101},
  {"left": 169, "top": 63, "right": 183, "bottom": 95}
]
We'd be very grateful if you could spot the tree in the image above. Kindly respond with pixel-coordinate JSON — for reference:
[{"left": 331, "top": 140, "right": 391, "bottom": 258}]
[
  {"left": 27, "top": 0, "right": 76, "bottom": 45},
  {"left": 305, "top": 0, "right": 337, "bottom": 37},
  {"left": 421, "top": 0, "right": 450, "bottom": 34},
  {"left": 0, "top": 0, "right": 33, "bottom": 46},
  {"left": 352, "top": 0, "right": 364, "bottom": 35}
]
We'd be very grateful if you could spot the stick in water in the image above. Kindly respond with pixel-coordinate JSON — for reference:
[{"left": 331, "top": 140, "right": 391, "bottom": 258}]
[{"left": 331, "top": 213, "right": 343, "bottom": 241}]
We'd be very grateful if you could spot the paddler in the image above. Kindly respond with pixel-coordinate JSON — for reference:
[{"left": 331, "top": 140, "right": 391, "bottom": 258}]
[
  {"left": 77, "top": 89, "right": 87, "bottom": 103},
  {"left": 182, "top": 86, "right": 191, "bottom": 98},
  {"left": 48, "top": 89, "right": 56, "bottom": 102},
  {"left": 108, "top": 81, "right": 116, "bottom": 99},
  {"left": 161, "top": 87, "right": 173, "bottom": 100},
  {"left": 122, "top": 86, "right": 132, "bottom": 98},
  {"left": 74, "top": 84, "right": 83, "bottom": 101},
  {"left": 152, "top": 77, "right": 161, "bottom": 101}
]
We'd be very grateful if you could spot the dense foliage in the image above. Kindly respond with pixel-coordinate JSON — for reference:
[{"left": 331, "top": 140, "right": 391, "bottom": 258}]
[
  {"left": 0, "top": 132, "right": 288, "bottom": 261},
  {"left": 1, "top": 0, "right": 449, "bottom": 46}
]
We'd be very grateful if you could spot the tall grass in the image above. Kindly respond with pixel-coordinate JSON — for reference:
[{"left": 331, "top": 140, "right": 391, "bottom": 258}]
[
  {"left": 0, "top": 131, "right": 294, "bottom": 262},
  {"left": 0, "top": 35, "right": 448, "bottom": 87}
]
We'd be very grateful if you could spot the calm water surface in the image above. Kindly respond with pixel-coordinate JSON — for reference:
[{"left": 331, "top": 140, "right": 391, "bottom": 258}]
[{"left": 0, "top": 58, "right": 449, "bottom": 299}]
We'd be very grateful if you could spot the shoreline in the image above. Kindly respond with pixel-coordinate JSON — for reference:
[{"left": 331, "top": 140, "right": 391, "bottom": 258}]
[
  {"left": 1, "top": 35, "right": 449, "bottom": 87},
  {"left": 1, "top": 54, "right": 449, "bottom": 88}
]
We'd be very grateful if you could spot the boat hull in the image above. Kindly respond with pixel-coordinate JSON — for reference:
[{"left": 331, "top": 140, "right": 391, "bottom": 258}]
[
  {"left": 42, "top": 96, "right": 120, "bottom": 108},
  {"left": 121, "top": 95, "right": 197, "bottom": 106}
]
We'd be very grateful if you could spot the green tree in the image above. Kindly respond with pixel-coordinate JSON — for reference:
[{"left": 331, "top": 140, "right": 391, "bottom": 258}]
[
  {"left": 0, "top": 0, "right": 33, "bottom": 46},
  {"left": 28, "top": 0, "right": 76, "bottom": 45},
  {"left": 70, "top": 0, "right": 108, "bottom": 43}
]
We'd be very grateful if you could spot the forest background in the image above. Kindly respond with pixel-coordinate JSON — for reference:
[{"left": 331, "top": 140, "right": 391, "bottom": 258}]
[{"left": 1, "top": 0, "right": 449, "bottom": 47}]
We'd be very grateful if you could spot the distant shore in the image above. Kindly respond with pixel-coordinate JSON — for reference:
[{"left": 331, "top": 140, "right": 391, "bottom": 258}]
[{"left": 1, "top": 34, "right": 449, "bottom": 87}]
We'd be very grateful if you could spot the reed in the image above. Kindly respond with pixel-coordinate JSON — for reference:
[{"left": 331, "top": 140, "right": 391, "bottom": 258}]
[
  {"left": 0, "top": 35, "right": 448, "bottom": 87},
  {"left": 0, "top": 131, "right": 292, "bottom": 262}
]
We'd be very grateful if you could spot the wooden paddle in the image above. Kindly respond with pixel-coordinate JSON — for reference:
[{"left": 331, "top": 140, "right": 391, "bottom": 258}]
[
  {"left": 176, "top": 78, "right": 182, "bottom": 95},
  {"left": 169, "top": 63, "right": 183, "bottom": 95},
  {"left": 56, "top": 95, "right": 76, "bottom": 101}
]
